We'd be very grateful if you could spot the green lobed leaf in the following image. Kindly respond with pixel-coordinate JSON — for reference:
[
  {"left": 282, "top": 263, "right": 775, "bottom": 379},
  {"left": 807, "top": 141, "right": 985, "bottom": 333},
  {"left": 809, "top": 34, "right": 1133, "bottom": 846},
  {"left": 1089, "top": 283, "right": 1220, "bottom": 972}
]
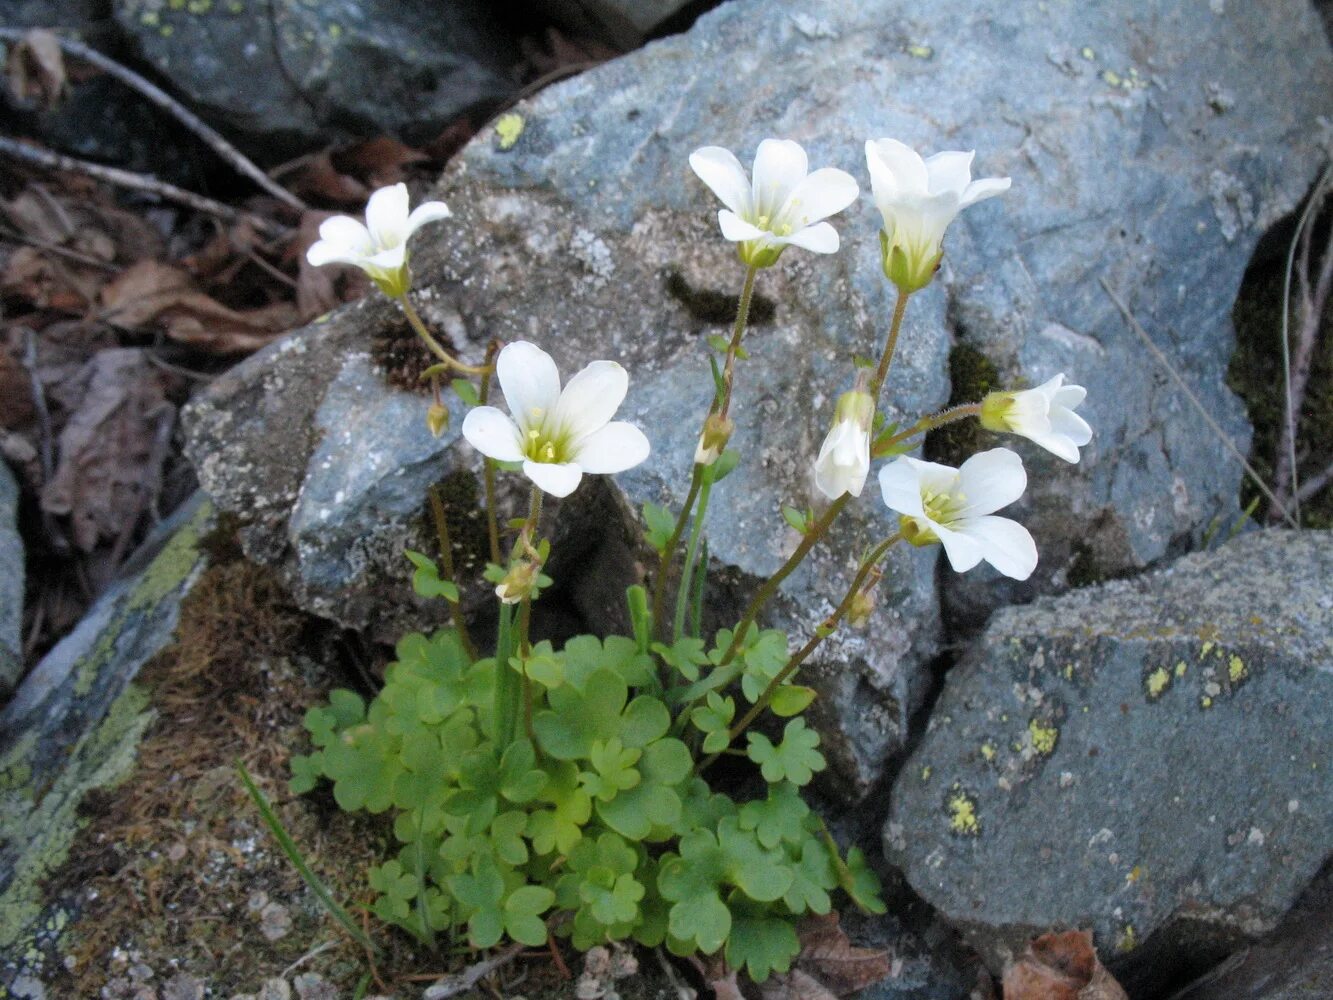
[
  {"left": 653, "top": 637, "right": 708, "bottom": 682},
  {"left": 718, "top": 817, "right": 793, "bottom": 903},
  {"left": 738, "top": 782, "right": 810, "bottom": 849},
  {"left": 768, "top": 684, "right": 816, "bottom": 717},
  {"left": 404, "top": 550, "right": 460, "bottom": 602},
  {"left": 451, "top": 378, "right": 480, "bottom": 406},
  {"left": 745, "top": 718, "right": 826, "bottom": 787},
  {"left": 724, "top": 896, "right": 800, "bottom": 982},
  {"left": 690, "top": 691, "right": 736, "bottom": 754},
  {"left": 642, "top": 502, "right": 676, "bottom": 555}
]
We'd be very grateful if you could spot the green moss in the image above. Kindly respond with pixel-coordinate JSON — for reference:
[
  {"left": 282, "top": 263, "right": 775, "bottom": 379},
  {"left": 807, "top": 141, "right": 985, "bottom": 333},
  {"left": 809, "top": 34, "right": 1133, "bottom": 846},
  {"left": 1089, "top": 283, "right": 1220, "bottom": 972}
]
[
  {"left": 0, "top": 684, "right": 154, "bottom": 953},
  {"left": 1228, "top": 240, "right": 1333, "bottom": 528},
  {"left": 925, "top": 344, "right": 1001, "bottom": 466}
]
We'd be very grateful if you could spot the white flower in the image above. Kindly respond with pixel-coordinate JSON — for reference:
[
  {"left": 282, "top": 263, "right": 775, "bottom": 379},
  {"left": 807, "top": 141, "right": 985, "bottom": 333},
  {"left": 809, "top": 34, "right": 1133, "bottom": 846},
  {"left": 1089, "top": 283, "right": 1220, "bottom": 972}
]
[
  {"left": 980, "top": 374, "right": 1093, "bottom": 463},
  {"left": 461, "top": 341, "right": 650, "bottom": 498},
  {"left": 864, "top": 139, "right": 1010, "bottom": 292},
  {"left": 305, "top": 182, "right": 451, "bottom": 296},
  {"left": 878, "top": 448, "right": 1037, "bottom": 580},
  {"left": 813, "top": 387, "right": 874, "bottom": 500},
  {"left": 689, "top": 139, "right": 859, "bottom": 268}
]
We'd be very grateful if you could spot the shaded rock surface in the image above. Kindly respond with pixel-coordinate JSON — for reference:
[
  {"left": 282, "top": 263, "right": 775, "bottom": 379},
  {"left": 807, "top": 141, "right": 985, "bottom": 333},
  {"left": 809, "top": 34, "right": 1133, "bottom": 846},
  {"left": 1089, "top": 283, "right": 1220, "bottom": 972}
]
[
  {"left": 530, "top": 0, "right": 701, "bottom": 48},
  {"left": 1168, "top": 864, "right": 1333, "bottom": 1000},
  {"left": 0, "top": 497, "right": 212, "bottom": 990},
  {"left": 112, "top": 0, "right": 518, "bottom": 160},
  {"left": 883, "top": 530, "right": 1333, "bottom": 994},
  {"left": 0, "top": 460, "right": 22, "bottom": 694},
  {"left": 184, "top": 0, "right": 1332, "bottom": 796}
]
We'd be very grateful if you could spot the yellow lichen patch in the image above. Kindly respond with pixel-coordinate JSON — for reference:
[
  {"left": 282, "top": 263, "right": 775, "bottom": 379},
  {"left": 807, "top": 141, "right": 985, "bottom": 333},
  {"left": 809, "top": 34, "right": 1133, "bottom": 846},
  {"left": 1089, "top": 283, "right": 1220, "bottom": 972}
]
[
  {"left": 980, "top": 742, "right": 996, "bottom": 762},
  {"left": 1145, "top": 666, "right": 1171, "bottom": 700},
  {"left": 1126, "top": 865, "right": 1144, "bottom": 884},
  {"left": 1174, "top": 660, "right": 1188, "bottom": 678},
  {"left": 920, "top": 765, "right": 932, "bottom": 782},
  {"left": 1200, "top": 695, "right": 1213, "bottom": 709},
  {"left": 186, "top": 0, "right": 211, "bottom": 13},
  {"left": 1228, "top": 654, "right": 1248, "bottom": 684},
  {"left": 1200, "top": 641, "right": 1214, "bottom": 659},
  {"left": 1101, "top": 69, "right": 1123, "bottom": 87},
  {"left": 1117, "top": 924, "right": 1137, "bottom": 952},
  {"left": 495, "top": 113, "right": 525, "bottom": 151},
  {"left": 1080, "top": 46, "right": 1095, "bottom": 60},
  {"left": 905, "top": 44, "right": 934, "bottom": 59},
  {"left": 1028, "top": 718, "right": 1059, "bottom": 756},
  {"left": 947, "top": 789, "right": 980, "bottom": 836}
]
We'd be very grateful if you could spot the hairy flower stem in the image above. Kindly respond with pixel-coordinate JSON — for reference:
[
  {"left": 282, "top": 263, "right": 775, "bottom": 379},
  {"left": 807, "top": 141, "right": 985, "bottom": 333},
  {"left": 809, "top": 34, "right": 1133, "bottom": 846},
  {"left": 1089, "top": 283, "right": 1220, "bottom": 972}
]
[
  {"left": 493, "top": 603, "right": 518, "bottom": 752},
  {"left": 517, "top": 488, "right": 543, "bottom": 744},
  {"left": 706, "top": 290, "right": 916, "bottom": 686},
  {"left": 871, "top": 403, "right": 982, "bottom": 458},
  {"left": 698, "top": 533, "right": 902, "bottom": 773},
  {"left": 651, "top": 465, "right": 704, "bottom": 644},
  {"left": 478, "top": 339, "right": 503, "bottom": 565},
  {"left": 673, "top": 464, "right": 716, "bottom": 642},
  {"left": 397, "top": 295, "right": 493, "bottom": 376},
  {"left": 427, "top": 485, "right": 477, "bottom": 662},
  {"left": 717, "top": 264, "right": 759, "bottom": 420}
]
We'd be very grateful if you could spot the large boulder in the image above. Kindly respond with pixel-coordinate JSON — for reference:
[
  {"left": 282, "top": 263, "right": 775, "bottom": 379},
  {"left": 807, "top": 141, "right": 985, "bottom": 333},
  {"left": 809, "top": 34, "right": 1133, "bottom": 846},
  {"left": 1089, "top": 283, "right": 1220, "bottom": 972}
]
[
  {"left": 0, "top": 460, "right": 22, "bottom": 694},
  {"left": 0, "top": 498, "right": 212, "bottom": 989},
  {"left": 184, "top": 0, "right": 1332, "bottom": 796},
  {"left": 883, "top": 530, "right": 1333, "bottom": 994},
  {"left": 112, "top": 0, "right": 518, "bottom": 161}
]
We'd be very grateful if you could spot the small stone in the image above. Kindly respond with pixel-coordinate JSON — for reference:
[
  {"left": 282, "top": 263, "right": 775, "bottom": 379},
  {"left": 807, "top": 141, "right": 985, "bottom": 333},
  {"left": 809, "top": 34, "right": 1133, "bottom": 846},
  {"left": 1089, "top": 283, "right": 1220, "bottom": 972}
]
[
  {"left": 257, "top": 979, "right": 291, "bottom": 1000},
  {"left": 161, "top": 975, "right": 204, "bottom": 1000},
  {"left": 246, "top": 889, "right": 269, "bottom": 912},
  {"left": 259, "top": 901, "right": 292, "bottom": 941},
  {"left": 293, "top": 974, "right": 336, "bottom": 1000}
]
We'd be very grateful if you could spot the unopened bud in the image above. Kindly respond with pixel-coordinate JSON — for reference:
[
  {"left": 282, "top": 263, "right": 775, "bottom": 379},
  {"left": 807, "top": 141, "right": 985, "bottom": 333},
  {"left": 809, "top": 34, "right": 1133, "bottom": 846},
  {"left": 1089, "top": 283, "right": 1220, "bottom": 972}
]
[
  {"left": 847, "top": 589, "right": 876, "bottom": 629},
  {"left": 494, "top": 560, "right": 539, "bottom": 605},
  {"left": 426, "top": 402, "right": 450, "bottom": 437},
  {"left": 694, "top": 413, "right": 734, "bottom": 467}
]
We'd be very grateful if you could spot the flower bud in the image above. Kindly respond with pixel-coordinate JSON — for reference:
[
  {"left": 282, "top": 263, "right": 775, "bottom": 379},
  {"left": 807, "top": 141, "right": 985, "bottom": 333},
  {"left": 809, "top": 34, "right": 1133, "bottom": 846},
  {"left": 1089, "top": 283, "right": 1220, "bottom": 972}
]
[
  {"left": 695, "top": 413, "right": 734, "bottom": 467},
  {"left": 426, "top": 402, "right": 450, "bottom": 438},
  {"left": 978, "top": 375, "right": 1092, "bottom": 464},
  {"left": 814, "top": 385, "right": 874, "bottom": 500},
  {"left": 494, "top": 560, "right": 539, "bottom": 605},
  {"left": 847, "top": 589, "right": 876, "bottom": 629}
]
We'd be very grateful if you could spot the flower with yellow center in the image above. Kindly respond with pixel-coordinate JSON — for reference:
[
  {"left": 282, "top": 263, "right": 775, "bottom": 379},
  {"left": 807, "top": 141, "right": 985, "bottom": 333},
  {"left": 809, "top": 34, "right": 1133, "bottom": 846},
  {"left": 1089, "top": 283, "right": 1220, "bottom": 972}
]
[
  {"left": 461, "top": 341, "right": 651, "bottom": 498},
  {"left": 305, "top": 182, "right": 451, "bottom": 297},
  {"left": 878, "top": 448, "right": 1037, "bottom": 580},
  {"left": 689, "top": 139, "right": 859, "bottom": 268}
]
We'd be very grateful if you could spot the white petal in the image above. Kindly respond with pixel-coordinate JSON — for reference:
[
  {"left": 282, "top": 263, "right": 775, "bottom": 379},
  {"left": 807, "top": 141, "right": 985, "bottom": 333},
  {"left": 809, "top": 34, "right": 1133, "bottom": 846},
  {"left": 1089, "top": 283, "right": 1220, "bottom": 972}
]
[
  {"left": 751, "top": 139, "right": 808, "bottom": 217},
  {"left": 924, "top": 150, "right": 974, "bottom": 197},
  {"left": 571, "top": 422, "right": 650, "bottom": 474},
  {"left": 784, "top": 221, "right": 839, "bottom": 254},
  {"left": 497, "top": 341, "right": 561, "bottom": 434},
  {"left": 1050, "top": 406, "right": 1092, "bottom": 446},
  {"left": 718, "top": 210, "right": 768, "bottom": 242},
  {"left": 523, "top": 460, "right": 583, "bottom": 497},
  {"left": 689, "top": 146, "right": 753, "bottom": 216},
  {"left": 461, "top": 406, "right": 524, "bottom": 462},
  {"left": 950, "top": 515, "right": 1037, "bottom": 580},
  {"left": 932, "top": 521, "right": 985, "bottom": 572},
  {"left": 365, "top": 183, "right": 411, "bottom": 249},
  {"left": 777, "top": 168, "right": 859, "bottom": 228},
  {"left": 365, "top": 243, "right": 407, "bottom": 273},
  {"left": 955, "top": 448, "right": 1027, "bottom": 517},
  {"left": 406, "top": 200, "right": 452, "bottom": 236},
  {"left": 306, "top": 240, "right": 368, "bottom": 269},
  {"left": 814, "top": 422, "right": 869, "bottom": 499},
  {"left": 1053, "top": 383, "right": 1087, "bottom": 409},
  {"left": 1006, "top": 391, "right": 1052, "bottom": 435},
  {"left": 959, "top": 175, "right": 1012, "bottom": 210},
  {"left": 317, "top": 214, "right": 373, "bottom": 252},
  {"left": 1024, "top": 430, "right": 1083, "bottom": 464},
  {"left": 865, "top": 138, "right": 929, "bottom": 197},
  {"left": 879, "top": 457, "right": 953, "bottom": 518},
  {"left": 554, "top": 360, "right": 628, "bottom": 443}
]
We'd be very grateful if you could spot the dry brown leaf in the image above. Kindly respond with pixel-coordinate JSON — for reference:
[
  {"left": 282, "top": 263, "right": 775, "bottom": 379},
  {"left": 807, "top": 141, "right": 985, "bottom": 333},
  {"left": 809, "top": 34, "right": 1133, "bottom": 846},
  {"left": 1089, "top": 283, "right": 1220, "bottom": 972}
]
[
  {"left": 1002, "top": 930, "right": 1128, "bottom": 1000},
  {"left": 2, "top": 245, "right": 100, "bottom": 310},
  {"left": 761, "top": 969, "right": 839, "bottom": 1000},
  {"left": 4, "top": 28, "right": 67, "bottom": 109},
  {"left": 795, "top": 913, "right": 894, "bottom": 996},
  {"left": 0, "top": 346, "right": 34, "bottom": 429},
  {"left": 279, "top": 150, "right": 370, "bottom": 207},
  {"left": 100, "top": 259, "right": 295, "bottom": 354},
  {"left": 336, "top": 135, "right": 428, "bottom": 189},
  {"left": 40, "top": 348, "right": 173, "bottom": 552}
]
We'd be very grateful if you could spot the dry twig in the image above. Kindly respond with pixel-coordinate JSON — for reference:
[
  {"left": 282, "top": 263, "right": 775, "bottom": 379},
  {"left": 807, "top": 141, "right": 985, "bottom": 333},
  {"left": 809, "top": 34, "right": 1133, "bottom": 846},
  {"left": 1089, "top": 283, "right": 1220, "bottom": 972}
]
[
  {"left": 421, "top": 942, "right": 526, "bottom": 999},
  {"left": 0, "top": 134, "right": 288, "bottom": 236},
  {"left": 0, "top": 26, "right": 307, "bottom": 212}
]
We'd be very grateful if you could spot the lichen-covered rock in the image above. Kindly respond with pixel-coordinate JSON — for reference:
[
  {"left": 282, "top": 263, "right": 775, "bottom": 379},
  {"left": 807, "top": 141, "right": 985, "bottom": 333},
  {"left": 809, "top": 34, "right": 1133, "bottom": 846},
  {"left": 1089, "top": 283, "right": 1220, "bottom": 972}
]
[
  {"left": 0, "top": 498, "right": 212, "bottom": 991},
  {"left": 883, "top": 530, "right": 1333, "bottom": 994},
  {"left": 184, "top": 0, "right": 1332, "bottom": 796},
  {"left": 112, "top": 0, "right": 518, "bottom": 160},
  {"left": 0, "top": 460, "right": 23, "bottom": 694}
]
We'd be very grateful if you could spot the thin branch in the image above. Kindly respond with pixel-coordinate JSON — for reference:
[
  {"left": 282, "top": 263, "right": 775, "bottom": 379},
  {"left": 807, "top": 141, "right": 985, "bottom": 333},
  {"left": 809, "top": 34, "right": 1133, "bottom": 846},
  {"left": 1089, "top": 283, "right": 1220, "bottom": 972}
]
[
  {"left": 0, "top": 134, "right": 288, "bottom": 236},
  {"left": 1100, "top": 278, "right": 1298, "bottom": 528},
  {"left": 1296, "top": 458, "right": 1333, "bottom": 504},
  {"left": 0, "top": 222, "right": 119, "bottom": 270},
  {"left": 422, "top": 942, "right": 526, "bottom": 999},
  {"left": 0, "top": 27, "right": 307, "bottom": 212}
]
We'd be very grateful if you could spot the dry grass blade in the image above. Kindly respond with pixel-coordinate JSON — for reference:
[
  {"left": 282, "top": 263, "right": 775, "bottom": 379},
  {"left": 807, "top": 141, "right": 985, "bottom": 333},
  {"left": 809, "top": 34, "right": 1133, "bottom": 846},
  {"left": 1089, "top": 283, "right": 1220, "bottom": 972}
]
[{"left": 1100, "top": 278, "right": 1298, "bottom": 528}]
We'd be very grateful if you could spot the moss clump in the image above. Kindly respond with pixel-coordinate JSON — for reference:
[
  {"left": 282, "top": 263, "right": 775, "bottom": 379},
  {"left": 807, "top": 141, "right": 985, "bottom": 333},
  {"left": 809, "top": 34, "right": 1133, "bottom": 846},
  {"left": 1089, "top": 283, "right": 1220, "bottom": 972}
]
[
  {"left": 925, "top": 344, "right": 1001, "bottom": 466},
  {"left": 1228, "top": 230, "right": 1333, "bottom": 528}
]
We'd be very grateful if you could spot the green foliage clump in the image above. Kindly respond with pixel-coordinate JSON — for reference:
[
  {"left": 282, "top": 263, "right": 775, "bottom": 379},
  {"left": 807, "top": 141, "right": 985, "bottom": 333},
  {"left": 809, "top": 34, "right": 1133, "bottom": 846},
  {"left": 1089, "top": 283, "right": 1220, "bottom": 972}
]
[{"left": 291, "top": 610, "right": 881, "bottom": 978}]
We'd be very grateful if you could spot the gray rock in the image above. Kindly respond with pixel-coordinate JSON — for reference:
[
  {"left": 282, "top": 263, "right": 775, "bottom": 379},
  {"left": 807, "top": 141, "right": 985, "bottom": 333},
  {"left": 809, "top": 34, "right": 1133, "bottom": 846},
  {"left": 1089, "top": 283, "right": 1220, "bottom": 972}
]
[
  {"left": 883, "top": 530, "right": 1333, "bottom": 993},
  {"left": 0, "top": 497, "right": 212, "bottom": 990},
  {"left": 0, "top": 460, "right": 22, "bottom": 694},
  {"left": 112, "top": 0, "right": 518, "bottom": 161},
  {"left": 1168, "top": 867, "right": 1333, "bottom": 1000},
  {"left": 184, "top": 0, "right": 1332, "bottom": 797},
  {"left": 530, "top": 0, "right": 698, "bottom": 48}
]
